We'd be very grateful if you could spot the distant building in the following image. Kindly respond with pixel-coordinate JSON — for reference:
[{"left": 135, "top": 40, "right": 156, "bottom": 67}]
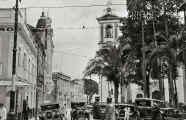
[
  {"left": 71, "top": 79, "right": 87, "bottom": 103},
  {"left": 52, "top": 72, "right": 87, "bottom": 108},
  {"left": 52, "top": 72, "right": 71, "bottom": 108}
]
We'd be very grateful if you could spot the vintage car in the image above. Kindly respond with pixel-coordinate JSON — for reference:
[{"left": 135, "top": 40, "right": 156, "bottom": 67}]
[
  {"left": 135, "top": 98, "right": 164, "bottom": 120},
  {"left": 135, "top": 98, "right": 164, "bottom": 108},
  {"left": 71, "top": 102, "right": 91, "bottom": 120},
  {"left": 115, "top": 103, "right": 139, "bottom": 120},
  {"left": 39, "top": 103, "right": 61, "bottom": 120},
  {"left": 160, "top": 108, "right": 184, "bottom": 120},
  {"left": 99, "top": 103, "right": 107, "bottom": 120}
]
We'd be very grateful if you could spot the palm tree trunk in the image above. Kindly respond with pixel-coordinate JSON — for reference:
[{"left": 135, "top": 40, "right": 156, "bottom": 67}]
[
  {"left": 173, "top": 78, "right": 178, "bottom": 107},
  {"left": 160, "top": 59, "right": 165, "bottom": 101},
  {"left": 141, "top": 13, "right": 149, "bottom": 98},
  {"left": 114, "top": 83, "right": 119, "bottom": 103},
  {"left": 168, "top": 64, "right": 174, "bottom": 106}
]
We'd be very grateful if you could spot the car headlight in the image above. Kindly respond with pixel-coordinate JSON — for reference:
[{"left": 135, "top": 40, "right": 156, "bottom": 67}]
[
  {"left": 54, "top": 111, "right": 60, "bottom": 118},
  {"left": 46, "top": 112, "right": 53, "bottom": 119}
]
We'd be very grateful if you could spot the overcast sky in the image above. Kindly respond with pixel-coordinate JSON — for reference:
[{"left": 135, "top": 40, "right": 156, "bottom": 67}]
[{"left": 0, "top": 0, "right": 127, "bottom": 79}]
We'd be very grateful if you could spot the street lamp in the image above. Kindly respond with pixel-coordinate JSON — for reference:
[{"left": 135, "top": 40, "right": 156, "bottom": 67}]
[{"left": 7, "top": 0, "right": 19, "bottom": 120}]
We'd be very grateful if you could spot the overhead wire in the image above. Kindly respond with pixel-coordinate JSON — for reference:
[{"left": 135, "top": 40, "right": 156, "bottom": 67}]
[
  {"left": 20, "top": 3, "right": 126, "bottom": 9},
  {"left": 54, "top": 50, "right": 90, "bottom": 58}
]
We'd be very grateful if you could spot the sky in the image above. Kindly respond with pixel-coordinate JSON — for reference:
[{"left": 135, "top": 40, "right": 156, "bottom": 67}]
[{"left": 0, "top": 0, "right": 127, "bottom": 79}]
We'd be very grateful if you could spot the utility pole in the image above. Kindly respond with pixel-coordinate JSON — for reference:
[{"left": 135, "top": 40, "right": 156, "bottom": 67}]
[
  {"left": 7, "top": 0, "right": 19, "bottom": 119},
  {"left": 141, "top": 14, "right": 147, "bottom": 98}
]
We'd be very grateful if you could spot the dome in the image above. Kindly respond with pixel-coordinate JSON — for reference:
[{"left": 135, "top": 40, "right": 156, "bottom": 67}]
[{"left": 36, "top": 11, "right": 52, "bottom": 28}]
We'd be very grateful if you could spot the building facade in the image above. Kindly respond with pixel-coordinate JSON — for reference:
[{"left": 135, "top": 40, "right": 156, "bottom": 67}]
[
  {"left": 52, "top": 72, "right": 72, "bottom": 108},
  {"left": 0, "top": 8, "right": 37, "bottom": 114},
  {"left": 52, "top": 72, "right": 86, "bottom": 108},
  {"left": 0, "top": 9, "right": 54, "bottom": 119},
  {"left": 71, "top": 79, "right": 87, "bottom": 103},
  {"left": 29, "top": 12, "right": 54, "bottom": 106}
]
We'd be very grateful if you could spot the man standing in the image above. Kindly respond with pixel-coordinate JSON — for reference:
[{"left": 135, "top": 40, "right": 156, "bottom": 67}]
[
  {"left": 104, "top": 97, "right": 115, "bottom": 120},
  {"left": 151, "top": 103, "right": 163, "bottom": 120},
  {"left": 93, "top": 96, "right": 101, "bottom": 120},
  {"left": 0, "top": 103, "right": 7, "bottom": 120}
]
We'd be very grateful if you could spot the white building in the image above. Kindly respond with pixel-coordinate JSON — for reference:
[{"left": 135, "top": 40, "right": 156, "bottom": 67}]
[
  {"left": 52, "top": 73, "right": 87, "bottom": 108},
  {"left": 0, "top": 8, "right": 37, "bottom": 113}
]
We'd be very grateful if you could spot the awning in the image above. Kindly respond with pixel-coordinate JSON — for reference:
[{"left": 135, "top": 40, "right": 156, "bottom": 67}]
[{"left": 0, "top": 81, "right": 31, "bottom": 86}]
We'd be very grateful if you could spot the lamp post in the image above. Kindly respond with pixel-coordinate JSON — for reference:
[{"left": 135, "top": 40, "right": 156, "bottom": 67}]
[{"left": 7, "top": 0, "right": 19, "bottom": 119}]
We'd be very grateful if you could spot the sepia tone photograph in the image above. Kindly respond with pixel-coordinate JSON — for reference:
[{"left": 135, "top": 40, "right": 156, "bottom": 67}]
[{"left": 0, "top": 0, "right": 186, "bottom": 120}]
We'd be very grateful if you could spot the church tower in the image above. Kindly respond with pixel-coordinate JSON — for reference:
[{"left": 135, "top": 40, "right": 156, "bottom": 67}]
[
  {"left": 97, "top": 3, "right": 122, "bottom": 46},
  {"left": 96, "top": 3, "right": 122, "bottom": 103}
]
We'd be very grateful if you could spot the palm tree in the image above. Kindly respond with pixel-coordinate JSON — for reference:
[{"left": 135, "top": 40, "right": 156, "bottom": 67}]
[
  {"left": 148, "top": 31, "right": 184, "bottom": 106},
  {"left": 84, "top": 41, "right": 122, "bottom": 103}
]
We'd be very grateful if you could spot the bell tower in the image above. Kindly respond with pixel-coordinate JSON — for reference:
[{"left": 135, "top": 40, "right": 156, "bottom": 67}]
[{"left": 96, "top": 1, "right": 122, "bottom": 46}]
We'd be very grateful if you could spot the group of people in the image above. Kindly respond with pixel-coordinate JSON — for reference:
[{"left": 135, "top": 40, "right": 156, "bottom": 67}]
[{"left": 0, "top": 100, "right": 31, "bottom": 120}]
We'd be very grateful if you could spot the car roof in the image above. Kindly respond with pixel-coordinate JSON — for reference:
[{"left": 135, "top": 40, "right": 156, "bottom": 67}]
[
  {"left": 115, "top": 104, "right": 134, "bottom": 107},
  {"left": 135, "top": 98, "right": 164, "bottom": 102},
  {"left": 160, "top": 108, "right": 176, "bottom": 110},
  {"left": 137, "top": 106, "right": 151, "bottom": 109}
]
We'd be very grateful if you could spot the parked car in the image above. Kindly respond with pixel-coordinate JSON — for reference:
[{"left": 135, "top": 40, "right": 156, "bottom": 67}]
[
  {"left": 99, "top": 103, "right": 107, "bottom": 120},
  {"left": 39, "top": 103, "right": 61, "bottom": 120},
  {"left": 135, "top": 98, "right": 164, "bottom": 120},
  {"left": 160, "top": 108, "right": 184, "bottom": 120},
  {"left": 115, "top": 103, "right": 139, "bottom": 120}
]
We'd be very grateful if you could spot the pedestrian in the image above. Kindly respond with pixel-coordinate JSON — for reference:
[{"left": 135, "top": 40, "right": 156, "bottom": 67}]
[
  {"left": 124, "top": 107, "right": 130, "bottom": 120},
  {"left": 0, "top": 103, "right": 7, "bottom": 120},
  {"left": 92, "top": 97, "right": 101, "bottom": 120},
  {"left": 66, "top": 107, "right": 71, "bottom": 120},
  {"left": 151, "top": 103, "right": 163, "bottom": 120},
  {"left": 63, "top": 104, "right": 68, "bottom": 120},
  {"left": 22, "top": 100, "right": 29, "bottom": 120},
  {"left": 104, "top": 97, "right": 115, "bottom": 120}
]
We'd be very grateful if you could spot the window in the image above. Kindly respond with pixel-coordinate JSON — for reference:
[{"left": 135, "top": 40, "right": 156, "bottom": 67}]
[
  {"left": 23, "top": 53, "right": 27, "bottom": 70},
  {"left": 32, "top": 64, "right": 34, "bottom": 75},
  {"left": 17, "top": 48, "right": 21, "bottom": 66},
  {"left": 0, "top": 63, "right": 2, "bottom": 75},
  {"left": 105, "top": 25, "right": 113, "bottom": 38},
  {"left": 28, "top": 59, "right": 30, "bottom": 73}
]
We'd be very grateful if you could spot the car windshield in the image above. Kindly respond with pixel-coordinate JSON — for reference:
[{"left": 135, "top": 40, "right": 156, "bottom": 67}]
[{"left": 136, "top": 100, "right": 151, "bottom": 107}]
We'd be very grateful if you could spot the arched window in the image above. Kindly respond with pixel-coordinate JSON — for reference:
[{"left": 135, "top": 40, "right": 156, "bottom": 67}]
[{"left": 105, "top": 25, "right": 113, "bottom": 38}]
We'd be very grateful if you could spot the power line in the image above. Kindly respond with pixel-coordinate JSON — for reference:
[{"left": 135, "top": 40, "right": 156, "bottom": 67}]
[
  {"left": 54, "top": 50, "right": 89, "bottom": 58},
  {"left": 20, "top": 3, "right": 126, "bottom": 9},
  {"left": 55, "top": 25, "right": 123, "bottom": 30}
]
